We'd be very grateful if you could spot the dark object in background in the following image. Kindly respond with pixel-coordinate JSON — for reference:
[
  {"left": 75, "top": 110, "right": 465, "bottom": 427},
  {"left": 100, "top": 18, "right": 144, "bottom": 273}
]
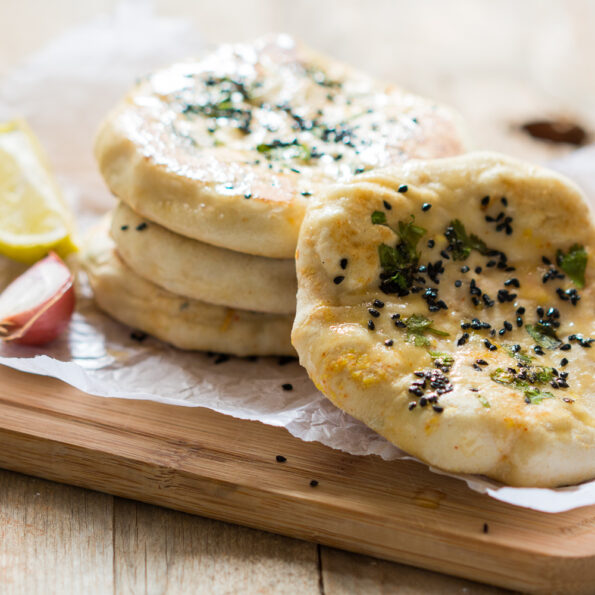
[{"left": 521, "top": 119, "right": 588, "bottom": 146}]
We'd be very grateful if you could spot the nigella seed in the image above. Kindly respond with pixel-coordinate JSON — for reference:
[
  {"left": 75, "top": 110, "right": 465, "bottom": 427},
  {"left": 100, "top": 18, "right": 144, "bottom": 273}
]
[
  {"left": 516, "top": 316, "right": 523, "bottom": 328},
  {"left": 368, "top": 308, "right": 380, "bottom": 318},
  {"left": 440, "top": 250, "right": 450, "bottom": 259},
  {"left": 373, "top": 299, "right": 385, "bottom": 308},
  {"left": 432, "top": 405, "right": 444, "bottom": 413},
  {"left": 501, "top": 197, "right": 508, "bottom": 206},
  {"left": 136, "top": 222, "right": 148, "bottom": 231},
  {"left": 534, "top": 345, "right": 545, "bottom": 355},
  {"left": 475, "top": 266, "right": 482, "bottom": 274},
  {"left": 408, "top": 401, "right": 417, "bottom": 410},
  {"left": 310, "top": 480, "right": 319, "bottom": 487},
  {"left": 120, "top": 225, "right": 129, "bottom": 231},
  {"left": 282, "top": 383, "right": 293, "bottom": 391},
  {"left": 384, "top": 339, "right": 394, "bottom": 347},
  {"left": 367, "top": 320, "right": 375, "bottom": 331},
  {"left": 455, "top": 280, "right": 462, "bottom": 288},
  {"left": 516, "top": 307, "right": 526, "bottom": 315},
  {"left": 476, "top": 359, "right": 488, "bottom": 366},
  {"left": 542, "top": 256, "right": 552, "bottom": 265},
  {"left": 504, "top": 321, "right": 513, "bottom": 331},
  {"left": 383, "top": 200, "right": 392, "bottom": 210},
  {"left": 483, "top": 523, "right": 489, "bottom": 534},
  {"left": 457, "top": 333, "right": 469, "bottom": 346},
  {"left": 472, "top": 363, "right": 483, "bottom": 371},
  {"left": 484, "top": 339, "right": 497, "bottom": 351},
  {"left": 481, "top": 196, "right": 490, "bottom": 206},
  {"left": 276, "top": 455, "right": 287, "bottom": 463},
  {"left": 422, "top": 203, "right": 432, "bottom": 212},
  {"left": 461, "top": 265, "right": 470, "bottom": 273},
  {"left": 537, "top": 306, "right": 545, "bottom": 317},
  {"left": 419, "top": 396, "right": 428, "bottom": 407},
  {"left": 244, "top": 193, "right": 252, "bottom": 199},
  {"left": 427, "top": 239, "right": 435, "bottom": 248},
  {"left": 560, "top": 343, "right": 571, "bottom": 351},
  {"left": 398, "top": 184, "right": 408, "bottom": 193},
  {"left": 333, "top": 276, "right": 345, "bottom": 284},
  {"left": 340, "top": 258, "right": 348, "bottom": 269},
  {"left": 560, "top": 357, "right": 569, "bottom": 367}
]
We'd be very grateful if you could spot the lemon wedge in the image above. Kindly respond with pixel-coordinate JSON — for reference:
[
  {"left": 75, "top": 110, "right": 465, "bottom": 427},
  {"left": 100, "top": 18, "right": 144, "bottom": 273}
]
[{"left": 0, "top": 119, "right": 77, "bottom": 264}]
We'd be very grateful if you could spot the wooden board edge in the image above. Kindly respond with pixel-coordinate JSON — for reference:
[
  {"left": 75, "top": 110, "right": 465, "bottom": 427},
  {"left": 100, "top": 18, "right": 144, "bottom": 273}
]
[{"left": 0, "top": 421, "right": 593, "bottom": 595}]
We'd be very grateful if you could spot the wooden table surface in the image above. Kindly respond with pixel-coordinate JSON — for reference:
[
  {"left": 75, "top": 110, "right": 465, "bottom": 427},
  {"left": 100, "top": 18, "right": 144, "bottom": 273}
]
[{"left": 1, "top": 1, "right": 593, "bottom": 593}]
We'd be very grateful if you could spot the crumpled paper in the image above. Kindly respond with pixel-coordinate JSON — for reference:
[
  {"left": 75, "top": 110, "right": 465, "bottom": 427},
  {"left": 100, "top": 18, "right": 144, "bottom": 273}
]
[{"left": 1, "top": 2, "right": 595, "bottom": 514}]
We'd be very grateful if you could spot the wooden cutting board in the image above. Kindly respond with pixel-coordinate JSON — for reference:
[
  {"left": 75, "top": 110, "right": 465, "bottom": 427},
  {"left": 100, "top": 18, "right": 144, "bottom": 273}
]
[{"left": 0, "top": 364, "right": 593, "bottom": 594}]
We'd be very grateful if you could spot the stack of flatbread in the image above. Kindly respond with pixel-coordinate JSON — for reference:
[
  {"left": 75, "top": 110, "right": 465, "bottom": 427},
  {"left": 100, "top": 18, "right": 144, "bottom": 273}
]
[{"left": 83, "top": 35, "right": 466, "bottom": 356}]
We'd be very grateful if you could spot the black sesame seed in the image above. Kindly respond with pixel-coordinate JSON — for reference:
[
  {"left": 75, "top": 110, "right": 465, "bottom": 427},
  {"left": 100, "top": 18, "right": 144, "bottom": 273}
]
[
  {"left": 384, "top": 339, "right": 394, "bottom": 347},
  {"left": 472, "top": 363, "right": 483, "bottom": 371},
  {"left": 368, "top": 308, "right": 380, "bottom": 318},
  {"left": 427, "top": 239, "right": 435, "bottom": 249},
  {"left": 419, "top": 396, "right": 428, "bottom": 407},
  {"left": 476, "top": 359, "right": 488, "bottom": 366},
  {"left": 481, "top": 196, "right": 490, "bottom": 206},
  {"left": 408, "top": 401, "right": 417, "bottom": 410},
  {"left": 136, "top": 222, "right": 148, "bottom": 231},
  {"left": 560, "top": 343, "right": 571, "bottom": 351},
  {"left": 560, "top": 358, "right": 569, "bottom": 367},
  {"left": 368, "top": 320, "right": 376, "bottom": 331},
  {"left": 475, "top": 267, "right": 482, "bottom": 274},
  {"left": 534, "top": 345, "right": 545, "bottom": 355},
  {"left": 120, "top": 225, "right": 129, "bottom": 231},
  {"left": 457, "top": 333, "right": 469, "bottom": 346},
  {"left": 504, "top": 321, "right": 513, "bottom": 331},
  {"left": 276, "top": 455, "right": 287, "bottom": 463},
  {"left": 432, "top": 405, "right": 444, "bottom": 413},
  {"left": 398, "top": 184, "right": 408, "bottom": 193},
  {"left": 440, "top": 250, "right": 450, "bottom": 259},
  {"left": 542, "top": 256, "right": 552, "bottom": 265},
  {"left": 504, "top": 278, "right": 520, "bottom": 288},
  {"left": 333, "top": 276, "right": 345, "bottom": 285},
  {"left": 282, "top": 383, "right": 293, "bottom": 391},
  {"left": 391, "top": 313, "right": 401, "bottom": 319},
  {"left": 455, "top": 280, "right": 462, "bottom": 288},
  {"left": 422, "top": 203, "right": 432, "bottom": 212},
  {"left": 516, "top": 316, "right": 523, "bottom": 328},
  {"left": 461, "top": 266, "right": 470, "bottom": 273},
  {"left": 373, "top": 299, "right": 385, "bottom": 308},
  {"left": 383, "top": 200, "right": 392, "bottom": 210},
  {"left": 340, "top": 258, "right": 348, "bottom": 269},
  {"left": 516, "top": 307, "right": 526, "bottom": 315},
  {"left": 484, "top": 339, "right": 497, "bottom": 351}
]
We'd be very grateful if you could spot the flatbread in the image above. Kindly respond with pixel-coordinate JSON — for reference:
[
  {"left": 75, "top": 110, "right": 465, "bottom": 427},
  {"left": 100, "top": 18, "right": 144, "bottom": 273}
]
[
  {"left": 82, "top": 223, "right": 295, "bottom": 356},
  {"left": 292, "top": 152, "right": 595, "bottom": 487},
  {"left": 111, "top": 202, "right": 296, "bottom": 314},
  {"left": 95, "top": 35, "right": 467, "bottom": 258}
]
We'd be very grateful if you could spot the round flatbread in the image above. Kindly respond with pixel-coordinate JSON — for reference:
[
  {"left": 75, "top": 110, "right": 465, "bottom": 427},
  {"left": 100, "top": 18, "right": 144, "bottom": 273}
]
[
  {"left": 95, "top": 35, "right": 467, "bottom": 258},
  {"left": 111, "top": 202, "right": 296, "bottom": 314},
  {"left": 82, "top": 223, "right": 295, "bottom": 356},
  {"left": 292, "top": 152, "right": 595, "bottom": 487}
]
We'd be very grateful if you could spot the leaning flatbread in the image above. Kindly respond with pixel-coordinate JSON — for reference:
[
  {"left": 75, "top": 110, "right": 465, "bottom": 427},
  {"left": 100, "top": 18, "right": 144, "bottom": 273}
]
[
  {"left": 111, "top": 202, "right": 296, "bottom": 314},
  {"left": 292, "top": 152, "right": 595, "bottom": 487},
  {"left": 95, "top": 35, "right": 467, "bottom": 258},
  {"left": 82, "top": 223, "right": 294, "bottom": 356}
]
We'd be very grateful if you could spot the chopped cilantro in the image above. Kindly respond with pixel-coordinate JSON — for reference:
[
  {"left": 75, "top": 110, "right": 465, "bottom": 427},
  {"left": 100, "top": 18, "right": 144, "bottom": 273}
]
[
  {"left": 556, "top": 244, "right": 587, "bottom": 288},
  {"left": 429, "top": 350, "right": 454, "bottom": 371},
  {"left": 526, "top": 324, "right": 562, "bottom": 349},
  {"left": 503, "top": 344, "right": 533, "bottom": 366},
  {"left": 405, "top": 314, "right": 449, "bottom": 346},
  {"left": 372, "top": 214, "right": 427, "bottom": 295},
  {"left": 256, "top": 140, "right": 311, "bottom": 161},
  {"left": 477, "top": 394, "right": 491, "bottom": 408},
  {"left": 524, "top": 387, "right": 555, "bottom": 404},
  {"left": 444, "top": 219, "right": 488, "bottom": 261},
  {"left": 371, "top": 211, "right": 387, "bottom": 225},
  {"left": 490, "top": 366, "right": 556, "bottom": 405}
]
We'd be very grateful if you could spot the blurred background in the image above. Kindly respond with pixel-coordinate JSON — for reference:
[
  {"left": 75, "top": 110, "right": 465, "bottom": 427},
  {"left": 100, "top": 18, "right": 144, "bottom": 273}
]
[{"left": 1, "top": 0, "right": 594, "bottom": 164}]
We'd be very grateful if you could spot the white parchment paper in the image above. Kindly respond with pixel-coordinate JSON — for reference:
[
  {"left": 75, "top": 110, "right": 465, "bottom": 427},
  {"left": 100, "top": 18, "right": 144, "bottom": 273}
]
[{"left": 1, "top": 3, "right": 594, "bottom": 513}]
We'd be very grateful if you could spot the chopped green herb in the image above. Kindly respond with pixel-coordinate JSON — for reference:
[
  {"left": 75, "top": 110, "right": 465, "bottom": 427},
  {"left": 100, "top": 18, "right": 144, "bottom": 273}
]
[
  {"left": 371, "top": 211, "right": 387, "bottom": 225},
  {"left": 429, "top": 350, "right": 454, "bottom": 371},
  {"left": 256, "top": 140, "right": 311, "bottom": 162},
  {"left": 556, "top": 244, "right": 587, "bottom": 288},
  {"left": 404, "top": 314, "right": 449, "bottom": 346},
  {"left": 524, "top": 387, "right": 555, "bottom": 404},
  {"left": 526, "top": 324, "right": 562, "bottom": 349},
  {"left": 503, "top": 344, "right": 533, "bottom": 366},
  {"left": 490, "top": 366, "right": 556, "bottom": 405},
  {"left": 477, "top": 394, "right": 491, "bottom": 408},
  {"left": 444, "top": 219, "right": 488, "bottom": 261},
  {"left": 373, "top": 215, "right": 426, "bottom": 295}
]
